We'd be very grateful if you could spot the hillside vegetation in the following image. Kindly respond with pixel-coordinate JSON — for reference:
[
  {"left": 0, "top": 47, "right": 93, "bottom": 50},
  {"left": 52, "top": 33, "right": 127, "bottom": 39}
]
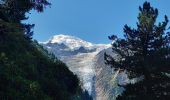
[{"left": 0, "top": 0, "right": 92, "bottom": 100}]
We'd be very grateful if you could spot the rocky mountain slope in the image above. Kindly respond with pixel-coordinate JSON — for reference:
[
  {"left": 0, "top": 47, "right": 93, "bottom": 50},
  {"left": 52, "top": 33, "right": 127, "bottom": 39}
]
[
  {"left": 41, "top": 34, "right": 126, "bottom": 100},
  {"left": 95, "top": 48, "right": 127, "bottom": 100}
]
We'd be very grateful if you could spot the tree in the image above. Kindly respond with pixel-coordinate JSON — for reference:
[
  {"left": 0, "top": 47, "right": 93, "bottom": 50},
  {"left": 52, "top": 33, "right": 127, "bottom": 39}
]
[
  {"left": 0, "top": 0, "right": 50, "bottom": 22},
  {"left": 0, "top": 0, "right": 91, "bottom": 100},
  {"left": 105, "top": 2, "right": 170, "bottom": 100},
  {"left": 0, "top": 0, "right": 50, "bottom": 39},
  {"left": 0, "top": 1, "right": 92, "bottom": 99}
]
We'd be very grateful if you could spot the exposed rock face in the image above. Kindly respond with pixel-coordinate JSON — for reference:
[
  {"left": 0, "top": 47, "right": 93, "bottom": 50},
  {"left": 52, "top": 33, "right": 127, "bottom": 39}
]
[{"left": 95, "top": 48, "right": 127, "bottom": 100}]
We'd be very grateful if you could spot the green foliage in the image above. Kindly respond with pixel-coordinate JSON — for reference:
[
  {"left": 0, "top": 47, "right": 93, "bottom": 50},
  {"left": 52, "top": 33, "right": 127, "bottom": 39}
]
[
  {"left": 0, "top": 0, "right": 50, "bottom": 39},
  {"left": 0, "top": 0, "right": 92, "bottom": 99},
  {"left": 0, "top": 0, "right": 50, "bottom": 22},
  {"left": 0, "top": 19, "right": 83, "bottom": 99},
  {"left": 105, "top": 2, "right": 170, "bottom": 100}
]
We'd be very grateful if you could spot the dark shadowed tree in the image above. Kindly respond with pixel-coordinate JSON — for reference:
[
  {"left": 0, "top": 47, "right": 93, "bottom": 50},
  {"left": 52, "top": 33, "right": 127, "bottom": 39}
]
[
  {"left": 0, "top": 0, "right": 50, "bottom": 39},
  {"left": 105, "top": 2, "right": 170, "bottom": 100},
  {"left": 0, "top": 0, "right": 50, "bottom": 22}
]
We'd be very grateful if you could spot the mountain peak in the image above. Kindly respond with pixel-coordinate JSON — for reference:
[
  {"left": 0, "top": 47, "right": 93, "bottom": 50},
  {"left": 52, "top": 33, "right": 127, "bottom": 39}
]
[{"left": 45, "top": 34, "right": 94, "bottom": 50}]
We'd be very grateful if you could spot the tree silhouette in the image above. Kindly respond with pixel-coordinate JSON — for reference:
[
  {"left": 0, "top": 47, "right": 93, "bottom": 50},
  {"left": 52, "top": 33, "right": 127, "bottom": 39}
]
[{"left": 105, "top": 2, "right": 170, "bottom": 100}]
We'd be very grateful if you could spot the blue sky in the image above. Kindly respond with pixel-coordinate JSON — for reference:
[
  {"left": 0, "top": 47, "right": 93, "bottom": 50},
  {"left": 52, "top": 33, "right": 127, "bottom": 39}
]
[{"left": 25, "top": 0, "right": 170, "bottom": 44}]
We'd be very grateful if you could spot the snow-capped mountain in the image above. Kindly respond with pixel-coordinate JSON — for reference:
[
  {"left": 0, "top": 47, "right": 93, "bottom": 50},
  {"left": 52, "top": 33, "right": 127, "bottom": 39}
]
[
  {"left": 42, "top": 34, "right": 110, "bottom": 50},
  {"left": 41, "top": 34, "right": 110, "bottom": 58},
  {"left": 41, "top": 34, "right": 125, "bottom": 100},
  {"left": 43, "top": 34, "right": 97, "bottom": 50}
]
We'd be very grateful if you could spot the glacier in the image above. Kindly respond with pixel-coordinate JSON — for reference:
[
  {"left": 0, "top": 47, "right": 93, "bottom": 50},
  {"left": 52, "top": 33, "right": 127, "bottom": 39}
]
[{"left": 41, "top": 34, "right": 126, "bottom": 100}]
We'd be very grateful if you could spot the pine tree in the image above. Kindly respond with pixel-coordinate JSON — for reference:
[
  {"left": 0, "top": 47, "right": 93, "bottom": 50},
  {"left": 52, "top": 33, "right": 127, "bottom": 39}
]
[
  {"left": 0, "top": 0, "right": 50, "bottom": 22},
  {"left": 105, "top": 2, "right": 170, "bottom": 100},
  {"left": 0, "top": 0, "right": 50, "bottom": 39}
]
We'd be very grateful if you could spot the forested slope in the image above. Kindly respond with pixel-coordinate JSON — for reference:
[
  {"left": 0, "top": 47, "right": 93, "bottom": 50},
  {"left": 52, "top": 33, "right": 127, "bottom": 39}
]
[{"left": 0, "top": 0, "right": 91, "bottom": 99}]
